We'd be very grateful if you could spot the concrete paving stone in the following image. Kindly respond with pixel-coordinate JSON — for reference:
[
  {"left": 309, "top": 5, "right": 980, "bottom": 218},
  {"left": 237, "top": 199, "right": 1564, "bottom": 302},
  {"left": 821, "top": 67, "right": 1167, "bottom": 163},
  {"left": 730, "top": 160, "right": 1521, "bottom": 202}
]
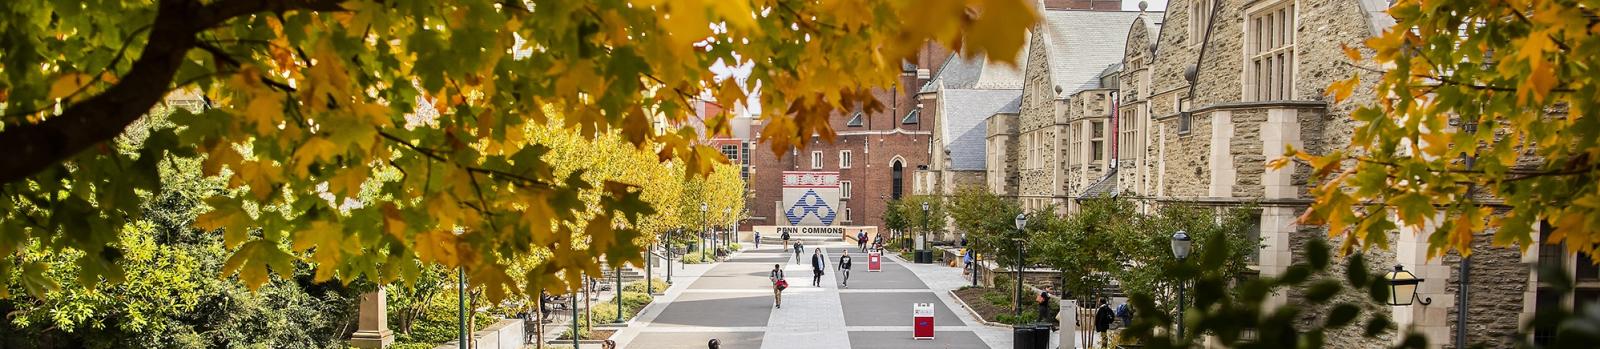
[
  {"left": 651, "top": 292, "right": 774, "bottom": 327},
  {"left": 728, "top": 256, "right": 795, "bottom": 263},
  {"left": 625, "top": 331, "right": 765, "bottom": 349},
  {"left": 845, "top": 330, "right": 989, "bottom": 349},
  {"left": 689, "top": 263, "right": 787, "bottom": 290},
  {"left": 833, "top": 262, "right": 929, "bottom": 290},
  {"left": 839, "top": 292, "right": 966, "bottom": 327}
]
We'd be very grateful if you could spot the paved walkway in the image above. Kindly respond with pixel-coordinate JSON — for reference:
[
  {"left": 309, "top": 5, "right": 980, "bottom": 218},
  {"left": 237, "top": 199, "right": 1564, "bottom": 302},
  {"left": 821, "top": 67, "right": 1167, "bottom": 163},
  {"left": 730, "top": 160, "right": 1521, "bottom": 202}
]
[{"left": 611, "top": 241, "right": 1039, "bottom": 349}]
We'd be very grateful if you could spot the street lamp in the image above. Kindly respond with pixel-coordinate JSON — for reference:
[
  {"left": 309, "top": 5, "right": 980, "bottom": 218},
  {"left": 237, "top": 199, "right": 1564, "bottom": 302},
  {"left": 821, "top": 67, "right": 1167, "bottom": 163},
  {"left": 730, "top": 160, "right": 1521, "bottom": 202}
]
[
  {"left": 1013, "top": 213, "right": 1027, "bottom": 319},
  {"left": 700, "top": 203, "right": 708, "bottom": 261},
  {"left": 1385, "top": 265, "right": 1433, "bottom": 306},
  {"left": 723, "top": 207, "right": 732, "bottom": 251},
  {"left": 1171, "top": 230, "right": 1191, "bottom": 338},
  {"left": 920, "top": 201, "right": 931, "bottom": 257}
]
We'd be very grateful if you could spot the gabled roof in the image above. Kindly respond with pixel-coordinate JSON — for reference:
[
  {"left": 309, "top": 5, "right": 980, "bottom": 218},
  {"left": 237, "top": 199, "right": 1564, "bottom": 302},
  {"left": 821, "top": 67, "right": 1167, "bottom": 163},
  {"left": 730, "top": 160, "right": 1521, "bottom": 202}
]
[
  {"left": 919, "top": 50, "right": 1028, "bottom": 93},
  {"left": 939, "top": 89, "right": 1023, "bottom": 170},
  {"left": 1038, "top": 10, "right": 1148, "bottom": 96}
]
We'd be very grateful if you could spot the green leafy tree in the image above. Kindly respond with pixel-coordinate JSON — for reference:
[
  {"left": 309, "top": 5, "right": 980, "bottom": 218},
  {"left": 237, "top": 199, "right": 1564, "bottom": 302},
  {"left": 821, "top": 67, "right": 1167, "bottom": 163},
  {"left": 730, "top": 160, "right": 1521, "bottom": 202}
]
[
  {"left": 947, "top": 186, "right": 1024, "bottom": 265},
  {"left": 0, "top": 0, "right": 1040, "bottom": 298},
  {"left": 1290, "top": 0, "right": 1600, "bottom": 258}
]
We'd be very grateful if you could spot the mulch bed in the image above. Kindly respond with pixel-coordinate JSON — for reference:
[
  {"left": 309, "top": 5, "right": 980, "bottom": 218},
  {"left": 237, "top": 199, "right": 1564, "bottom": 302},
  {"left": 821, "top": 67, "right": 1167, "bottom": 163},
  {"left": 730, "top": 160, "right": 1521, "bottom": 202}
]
[
  {"left": 954, "top": 287, "right": 1015, "bottom": 324},
  {"left": 584, "top": 329, "right": 616, "bottom": 341}
]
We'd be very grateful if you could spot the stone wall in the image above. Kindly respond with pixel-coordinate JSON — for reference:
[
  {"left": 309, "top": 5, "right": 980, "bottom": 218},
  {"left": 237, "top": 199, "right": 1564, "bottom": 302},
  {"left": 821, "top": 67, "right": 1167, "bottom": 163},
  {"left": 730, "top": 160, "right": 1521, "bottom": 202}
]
[
  {"left": 1442, "top": 228, "right": 1533, "bottom": 349},
  {"left": 1227, "top": 109, "right": 1267, "bottom": 198},
  {"left": 1158, "top": 112, "right": 1211, "bottom": 198}
]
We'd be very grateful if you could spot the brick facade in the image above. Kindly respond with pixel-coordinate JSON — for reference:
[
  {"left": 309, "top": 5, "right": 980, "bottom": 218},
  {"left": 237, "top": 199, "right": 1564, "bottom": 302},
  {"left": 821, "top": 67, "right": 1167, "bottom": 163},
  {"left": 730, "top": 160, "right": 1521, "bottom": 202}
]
[{"left": 745, "top": 72, "right": 932, "bottom": 233}]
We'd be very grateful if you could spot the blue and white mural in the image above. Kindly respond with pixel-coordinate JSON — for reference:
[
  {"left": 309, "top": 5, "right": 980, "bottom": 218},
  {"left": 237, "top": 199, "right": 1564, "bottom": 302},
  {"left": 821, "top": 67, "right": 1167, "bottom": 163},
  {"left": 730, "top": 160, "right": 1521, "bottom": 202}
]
[{"left": 781, "top": 171, "right": 840, "bottom": 226}]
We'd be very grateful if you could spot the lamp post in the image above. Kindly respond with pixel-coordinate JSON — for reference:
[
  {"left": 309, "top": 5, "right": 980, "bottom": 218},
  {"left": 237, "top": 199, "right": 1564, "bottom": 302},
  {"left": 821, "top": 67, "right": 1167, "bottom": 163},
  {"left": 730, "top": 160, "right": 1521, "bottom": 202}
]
[
  {"left": 920, "top": 201, "right": 931, "bottom": 260},
  {"left": 723, "top": 207, "right": 732, "bottom": 252},
  {"left": 1385, "top": 265, "right": 1433, "bottom": 306},
  {"left": 700, "top": 203, "right": 708, "bottom": 261},
  {"left": 1171, "top": 230, "right": 1192, "bottom": 338},
  {"left": 1013, "top": 213, "right": 1027, "bottom": 319},
  {"left": 665, "top": 229, "right": 673, "bottom": 283}
]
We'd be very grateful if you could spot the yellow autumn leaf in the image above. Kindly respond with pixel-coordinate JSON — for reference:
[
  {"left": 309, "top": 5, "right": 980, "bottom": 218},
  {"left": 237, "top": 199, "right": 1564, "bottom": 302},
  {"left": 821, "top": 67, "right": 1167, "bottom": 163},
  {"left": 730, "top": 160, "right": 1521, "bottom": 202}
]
[
  {"left": 48, "top": 72, "right": 93, "bottom": 100},
  {"left": 414, "top": 229, "right": 460, "bottom": 266},
  {"left": 291, "top": 138, "right": 340, "bottom": 178}
]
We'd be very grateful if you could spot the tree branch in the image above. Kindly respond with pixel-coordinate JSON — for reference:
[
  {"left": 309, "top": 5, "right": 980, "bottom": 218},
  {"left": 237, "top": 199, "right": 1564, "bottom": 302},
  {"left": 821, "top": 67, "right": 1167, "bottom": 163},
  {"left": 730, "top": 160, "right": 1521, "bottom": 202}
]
[{"left": 0, "top": 0, "right": 347, "bottom": 185}]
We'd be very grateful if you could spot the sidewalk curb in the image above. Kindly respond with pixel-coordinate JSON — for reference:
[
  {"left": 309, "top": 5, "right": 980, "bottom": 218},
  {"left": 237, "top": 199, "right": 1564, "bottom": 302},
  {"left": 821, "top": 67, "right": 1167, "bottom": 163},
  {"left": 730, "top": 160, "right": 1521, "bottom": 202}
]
[{"left": 947, "top": 289, "right": 1014, "bottom": 329}]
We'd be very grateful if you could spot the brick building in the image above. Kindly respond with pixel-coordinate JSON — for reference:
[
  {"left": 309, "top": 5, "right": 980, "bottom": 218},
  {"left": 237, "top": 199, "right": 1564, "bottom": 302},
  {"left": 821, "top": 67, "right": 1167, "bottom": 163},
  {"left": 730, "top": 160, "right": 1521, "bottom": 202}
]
[{"left": 742, "top": 45, "right": 952, "bottom": 232}]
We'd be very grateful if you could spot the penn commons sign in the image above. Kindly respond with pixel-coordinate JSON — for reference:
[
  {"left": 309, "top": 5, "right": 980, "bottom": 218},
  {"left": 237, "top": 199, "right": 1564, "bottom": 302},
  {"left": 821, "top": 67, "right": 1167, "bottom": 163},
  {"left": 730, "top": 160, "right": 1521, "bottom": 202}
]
[{"left": 776, "top": 226, "right": 847, "bottom": 235}]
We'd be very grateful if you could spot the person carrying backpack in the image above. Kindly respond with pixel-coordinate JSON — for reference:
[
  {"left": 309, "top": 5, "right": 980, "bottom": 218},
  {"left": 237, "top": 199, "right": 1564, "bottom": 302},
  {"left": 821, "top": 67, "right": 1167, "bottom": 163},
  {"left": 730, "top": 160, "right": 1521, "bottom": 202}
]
[
  {"left": 857, "top": 231, "right": 868, "bottom": 252},
  {"left": 781, "top": 230, "right": 791, "bottom": 250},
  {"left": 770, "top": 264, "right": 786, "bottom": 308},
  {"left": 754, "top": 231, "right": 761, "bottom": 249},
  {"left": 793, "top": 240, "right": 805, "bottom": 264}
]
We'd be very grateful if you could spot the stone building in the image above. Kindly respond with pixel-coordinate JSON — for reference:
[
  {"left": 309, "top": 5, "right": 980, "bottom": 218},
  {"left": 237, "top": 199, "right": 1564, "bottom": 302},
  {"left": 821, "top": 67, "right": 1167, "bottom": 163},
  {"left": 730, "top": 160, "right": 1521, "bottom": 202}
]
[
  {"left": 1005, "top": 9, "right": 1152, "bottom": 213},
  {"left": 913, "top": 54, "right": 1023, "bottom": 199},
  {"left": 974, "top": 0, "right": 1588, "bottom": 347}
]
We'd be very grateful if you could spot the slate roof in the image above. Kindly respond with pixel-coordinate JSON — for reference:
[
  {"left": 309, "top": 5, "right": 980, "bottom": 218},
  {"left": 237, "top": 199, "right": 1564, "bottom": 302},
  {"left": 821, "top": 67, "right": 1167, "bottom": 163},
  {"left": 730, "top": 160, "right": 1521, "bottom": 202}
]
[
  {"left": 939, "top": 89, "right": 1023, "bottom": 170},
  {"left": 1078, "top": 167, "right": 1119, "bottom": 198},
  {"left": 1039, "top": 10, "right": 1148, "bottom": 95},
  {"left": 919, "top": 49, "right": 1028, "bottom": 93}
]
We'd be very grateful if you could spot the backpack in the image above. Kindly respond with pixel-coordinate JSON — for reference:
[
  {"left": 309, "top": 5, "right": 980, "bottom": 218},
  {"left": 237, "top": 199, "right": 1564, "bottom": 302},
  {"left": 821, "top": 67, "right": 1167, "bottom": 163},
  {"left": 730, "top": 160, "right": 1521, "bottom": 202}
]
[
  {"left": 775, "top": 279, "right": 789, "bottom": 290},
  {"left": 782, "top": 232, "right": 790, "bottom": 240}
]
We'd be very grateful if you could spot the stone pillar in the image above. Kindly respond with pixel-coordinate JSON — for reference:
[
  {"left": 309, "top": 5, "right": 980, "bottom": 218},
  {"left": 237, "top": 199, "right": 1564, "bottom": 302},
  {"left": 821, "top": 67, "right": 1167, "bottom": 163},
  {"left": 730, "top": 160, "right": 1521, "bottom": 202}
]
[
  {"left": 351, "top": 288, "right": 395, "bottom": 349},
  {"left": 1393, "top": 215, "right": 1450, "bottom": 348},
  {"left": 1058, "top": 300, "right": 1079, "bottom": 349}
]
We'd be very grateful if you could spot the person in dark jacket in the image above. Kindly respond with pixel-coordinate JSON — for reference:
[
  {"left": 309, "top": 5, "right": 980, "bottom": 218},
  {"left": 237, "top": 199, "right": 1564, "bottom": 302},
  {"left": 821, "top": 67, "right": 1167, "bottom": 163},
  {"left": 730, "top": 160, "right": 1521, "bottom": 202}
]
[
  {"left": 810, "top": 248, "right": 827, "bottom": 286},
  {"left": 837, "top": 251, "right": 854, "bottom": 288},
  {"left": 1094, "top": 299, "right": 1115, "bottom": 333},
  {"left": 792, "top": 240, "right": 805, "bottom": 264},
  {"left": 1036, "top": 285, "right": 1054, "bottom": 321}
]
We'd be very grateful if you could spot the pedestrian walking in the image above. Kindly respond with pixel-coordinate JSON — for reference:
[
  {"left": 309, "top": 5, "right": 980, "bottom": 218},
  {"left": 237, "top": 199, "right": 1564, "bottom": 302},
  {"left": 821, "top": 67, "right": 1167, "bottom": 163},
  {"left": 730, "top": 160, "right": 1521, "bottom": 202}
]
[
  {"left": 857, "top": 231, "right": 868, "bottom": 252},
  {"left": 792, "top": 240, "right": 804, "bottom": 264},
  {"left": 810, "top": 248, "right": 827, "bottom": 286},
  {"left": 781, "top": 230, "right": 791, "bottom": 250},
  {"left": 1115, "top": 302, "right": 1133, "bottom": 328},
  {"left": 754, "top": 231, "right": 761, "bottom": 249},
  {"left": 837, "top": 251, "right": 854, "bottom": 288},
  {"left": 1094, "top": 298, "right": 1114, "bottom": 344},
  {"left": 770, "top": 264, "right": 786, "bottom": 308},
  {"left": 963, "top": 249, "right": 975, "bottom": 275},
  {"left": 1036, "top": 285, "right": 1055, "bottom": 322}
]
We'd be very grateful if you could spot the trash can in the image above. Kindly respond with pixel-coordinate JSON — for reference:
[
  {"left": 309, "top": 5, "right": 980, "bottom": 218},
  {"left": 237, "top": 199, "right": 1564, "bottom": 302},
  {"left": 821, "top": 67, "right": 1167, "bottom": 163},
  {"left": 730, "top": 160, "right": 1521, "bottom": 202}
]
[
  {"left": 1012, "top": 325, "right": 1036, "bottom": 349},
  {"left": 1030, "top": 323, "right": 1052, "bottom": 348}
]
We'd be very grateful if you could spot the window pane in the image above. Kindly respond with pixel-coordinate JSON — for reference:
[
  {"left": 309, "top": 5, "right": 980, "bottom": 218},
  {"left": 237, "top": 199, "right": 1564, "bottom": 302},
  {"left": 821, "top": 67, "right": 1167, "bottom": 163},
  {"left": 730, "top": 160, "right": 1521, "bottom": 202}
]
[{"left": 1578, "top": 252, "right": 1599, "bottom": 281}]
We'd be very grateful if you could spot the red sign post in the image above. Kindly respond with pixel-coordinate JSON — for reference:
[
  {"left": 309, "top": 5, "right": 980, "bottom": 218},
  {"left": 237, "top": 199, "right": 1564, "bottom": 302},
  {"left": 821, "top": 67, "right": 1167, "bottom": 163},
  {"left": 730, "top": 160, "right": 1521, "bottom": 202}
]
[{"left": 913, "top": 302, "right": 935, "bottom": 340}]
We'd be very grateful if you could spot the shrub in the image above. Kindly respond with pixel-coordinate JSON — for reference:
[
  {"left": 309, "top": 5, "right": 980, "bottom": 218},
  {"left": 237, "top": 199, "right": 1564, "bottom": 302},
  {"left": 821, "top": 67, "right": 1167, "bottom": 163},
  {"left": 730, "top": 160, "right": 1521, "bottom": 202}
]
[
  {"left": 993, "top": 312, "right": 1040, "bottom": 325},
  {"left": 390, "top": 343, "right": 436, "bottom": 349},
  {"left": 681, "top": 253, "right": 705, "bottom": 264},
  {"left": 729, "top": 242, "right": 742, "bottom": 250},
  {"left": 982, "top": 291, "right": 1012, "bottom": 306},
  {"left": 623, "top": 278, "right": 670, "bottom": 294}
]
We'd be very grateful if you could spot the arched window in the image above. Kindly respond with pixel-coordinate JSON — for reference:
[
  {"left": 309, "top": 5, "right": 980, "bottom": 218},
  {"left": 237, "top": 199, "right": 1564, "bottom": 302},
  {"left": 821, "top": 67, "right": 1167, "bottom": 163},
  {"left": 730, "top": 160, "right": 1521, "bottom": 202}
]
[{"left": 891, "top": 160, "right": 904, "bottom": 199}]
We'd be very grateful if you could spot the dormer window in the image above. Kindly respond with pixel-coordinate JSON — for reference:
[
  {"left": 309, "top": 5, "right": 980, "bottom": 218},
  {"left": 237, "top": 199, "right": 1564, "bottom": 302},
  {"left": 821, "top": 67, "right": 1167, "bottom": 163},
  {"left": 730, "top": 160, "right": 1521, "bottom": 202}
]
[
  {"left": 846, "top": 112, "right": 864, "bottom": 127},
  {"left": 902, "top": 108, "right": 921, "bottom": 125}
]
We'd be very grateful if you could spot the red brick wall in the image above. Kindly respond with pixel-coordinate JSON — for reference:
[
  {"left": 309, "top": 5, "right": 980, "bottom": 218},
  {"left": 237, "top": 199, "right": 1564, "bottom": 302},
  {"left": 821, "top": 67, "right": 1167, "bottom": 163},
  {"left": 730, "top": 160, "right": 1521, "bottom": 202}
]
[{"left": 745, "top": 80, "right": 931, "bottom": 232}]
